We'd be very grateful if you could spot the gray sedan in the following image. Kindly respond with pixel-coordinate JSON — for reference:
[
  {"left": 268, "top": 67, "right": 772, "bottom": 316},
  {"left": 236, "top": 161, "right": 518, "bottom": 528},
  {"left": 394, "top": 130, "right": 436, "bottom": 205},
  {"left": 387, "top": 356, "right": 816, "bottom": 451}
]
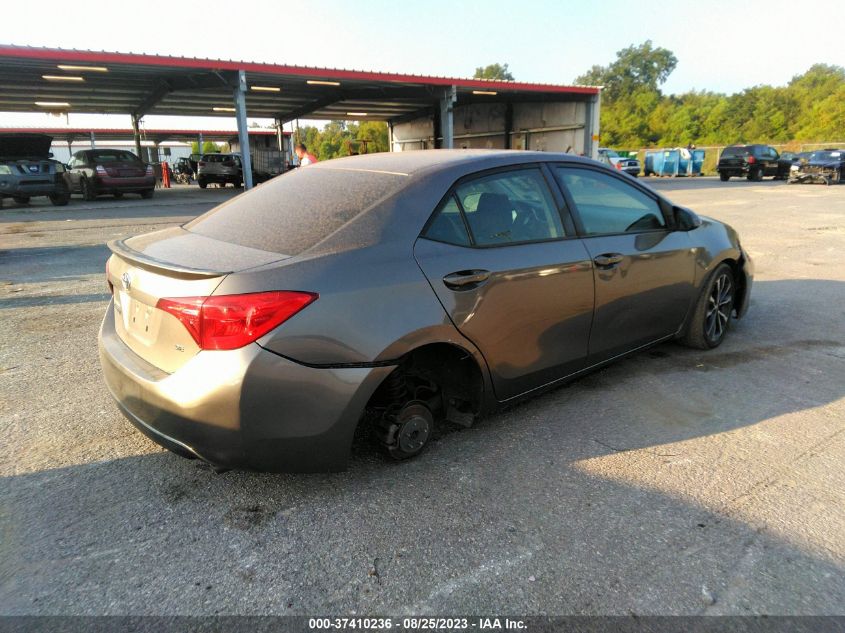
[{"left": 99, "top": 150, "right": 753, "bottom": 472}]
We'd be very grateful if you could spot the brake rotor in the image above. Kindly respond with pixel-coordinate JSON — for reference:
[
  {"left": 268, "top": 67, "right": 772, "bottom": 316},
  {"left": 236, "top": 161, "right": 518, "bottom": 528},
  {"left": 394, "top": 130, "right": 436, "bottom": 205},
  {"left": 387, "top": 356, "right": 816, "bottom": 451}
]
[{"left": 395, "top": 403, "right": 432, "bottom": 455}]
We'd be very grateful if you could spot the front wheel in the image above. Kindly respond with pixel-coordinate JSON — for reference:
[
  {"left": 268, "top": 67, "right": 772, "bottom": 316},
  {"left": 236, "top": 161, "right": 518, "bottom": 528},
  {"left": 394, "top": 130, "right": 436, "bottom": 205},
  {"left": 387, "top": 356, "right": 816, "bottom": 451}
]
[
  {"left": 680, "top": 263, "right": 735, "bottom": 350},
  {"left": 719, "top": 172, "right": 730, "bottom": 182},
  {"left": 197, "top": 178, "right": 207, "bottom": 189},
  {"left": 140, "top": 189, "right": 154, "bottom": 199},
  {"left": 747, "top": 167, "right": 763, "bottom": 182},
  {"left": 49, "top": 190, "right": 70, "bottom": 206},
  {"left": 13, "top": 195, "right": 30, "bottom": 204}
]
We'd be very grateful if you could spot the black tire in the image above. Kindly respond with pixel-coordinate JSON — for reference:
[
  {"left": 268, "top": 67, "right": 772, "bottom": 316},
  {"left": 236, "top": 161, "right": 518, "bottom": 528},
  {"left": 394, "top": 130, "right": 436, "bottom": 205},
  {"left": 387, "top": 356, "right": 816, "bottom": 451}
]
[
  {"left": 747, "top": 167, "right": 763, "bottom": 182},
  {"left": 140, "top": 189, "right": 154, "bottom": 199},
  {"left": 680, "top": 263, "right": 735, "bottom": 350},
  {"left": 233, "top": 180, "right": 243, "bottom": 188},
  {"left": 13, "top": 195, "right": 30, "bottom": 204},
  {"left": 81, "top": 178, "right": 97, "bottom": 201},
  {"left": 719, "top": 172, "right": 730, "bottom": 182},
  {"left": 198, "top": 178, "right": 207, "bottom": 189},
  {"left": 49, "top": 190, "right": 70, "bottom": 206},
  {"left": 113, "top": 192, "right": 123, "bottom": 199}
]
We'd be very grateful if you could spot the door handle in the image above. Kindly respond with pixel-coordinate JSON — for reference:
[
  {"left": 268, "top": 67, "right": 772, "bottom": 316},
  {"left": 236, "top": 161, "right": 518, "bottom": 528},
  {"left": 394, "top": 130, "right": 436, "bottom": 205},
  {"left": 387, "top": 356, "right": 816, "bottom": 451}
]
[
  {"left": 593, "top": 253, "right": 624, "bottom": 267},
  {"left": 443, "top": 270, "right": 491, "bottom": 289}
]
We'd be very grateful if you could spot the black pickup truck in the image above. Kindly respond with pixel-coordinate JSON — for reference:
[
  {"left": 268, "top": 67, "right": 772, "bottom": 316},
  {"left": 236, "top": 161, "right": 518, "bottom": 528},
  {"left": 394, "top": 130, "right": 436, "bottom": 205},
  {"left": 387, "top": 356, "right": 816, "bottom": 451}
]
[{"left": 0, "top": 133, "right": 70, "bottom": 206}]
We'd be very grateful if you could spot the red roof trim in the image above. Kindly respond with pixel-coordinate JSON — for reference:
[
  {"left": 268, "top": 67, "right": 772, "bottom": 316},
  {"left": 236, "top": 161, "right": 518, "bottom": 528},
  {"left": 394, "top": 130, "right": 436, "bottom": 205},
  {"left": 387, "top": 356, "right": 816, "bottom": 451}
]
[
  {"left": 0, "top": 45, "right": 600, "bottom": 95},
  {"left": 0, "top": 127, "right": 286, "bottom": 136}
]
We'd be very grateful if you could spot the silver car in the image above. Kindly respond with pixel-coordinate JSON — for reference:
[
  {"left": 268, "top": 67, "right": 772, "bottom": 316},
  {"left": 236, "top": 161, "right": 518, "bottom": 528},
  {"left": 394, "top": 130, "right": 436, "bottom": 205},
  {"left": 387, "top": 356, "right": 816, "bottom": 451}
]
[
  {"left": 100, "top": 150, "right": 752, "bottom": 472},
  {"left": 196, "top": 153, "right": 242, "bottom": 188}
]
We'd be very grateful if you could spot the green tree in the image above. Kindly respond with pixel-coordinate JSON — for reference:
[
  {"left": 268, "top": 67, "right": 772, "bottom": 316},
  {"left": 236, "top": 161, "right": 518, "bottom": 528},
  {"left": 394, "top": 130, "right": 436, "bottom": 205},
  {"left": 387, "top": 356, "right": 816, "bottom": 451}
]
[
  {"left": 473, "top": 63, "right": 514, "bottom": 81},
  {"left": 190, "top": 141, "right": 221, "bottom": 154},
  {"left": 575, "top": 40, "right": 677, "bottom": 103}
]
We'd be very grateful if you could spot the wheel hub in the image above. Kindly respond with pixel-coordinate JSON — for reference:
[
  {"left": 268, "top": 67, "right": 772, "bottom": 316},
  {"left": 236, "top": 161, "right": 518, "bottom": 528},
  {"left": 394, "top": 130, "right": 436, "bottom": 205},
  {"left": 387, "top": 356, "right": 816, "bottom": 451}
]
[{"left": 397, "top": 408, "right": 431, "bottom": 453}]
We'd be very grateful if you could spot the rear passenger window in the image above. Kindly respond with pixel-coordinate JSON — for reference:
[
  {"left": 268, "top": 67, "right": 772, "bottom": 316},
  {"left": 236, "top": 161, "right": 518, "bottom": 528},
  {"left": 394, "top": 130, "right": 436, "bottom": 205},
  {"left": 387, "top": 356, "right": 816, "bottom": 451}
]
[
  {"left": 455, "top": 169, "right": 565, "bottom": 246},
  {"left": 555, "top": 167, "right": 666, "bottom": 235},
  {"left": 423, "top": 195, "right": 471, "bottom": 246}
]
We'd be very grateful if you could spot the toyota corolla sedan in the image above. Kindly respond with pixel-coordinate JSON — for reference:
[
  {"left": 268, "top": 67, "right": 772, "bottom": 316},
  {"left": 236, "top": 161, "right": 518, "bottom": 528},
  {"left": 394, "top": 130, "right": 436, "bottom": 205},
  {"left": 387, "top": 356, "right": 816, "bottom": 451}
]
[{"left": 100, "top": 150, "right": 752, "bottom": 472}]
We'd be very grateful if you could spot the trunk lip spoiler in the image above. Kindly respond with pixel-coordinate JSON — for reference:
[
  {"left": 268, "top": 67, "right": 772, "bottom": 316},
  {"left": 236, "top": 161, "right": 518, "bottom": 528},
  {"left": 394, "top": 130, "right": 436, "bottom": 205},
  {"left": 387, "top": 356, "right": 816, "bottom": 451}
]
[{"left": 107, "top": 238, "right": 231, "bottom": 279}]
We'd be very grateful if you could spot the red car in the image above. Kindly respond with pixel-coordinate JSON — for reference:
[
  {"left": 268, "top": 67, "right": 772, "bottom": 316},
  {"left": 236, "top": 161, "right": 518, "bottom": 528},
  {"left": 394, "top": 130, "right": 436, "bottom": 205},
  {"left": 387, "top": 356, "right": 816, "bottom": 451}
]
[{"left": 67, "top": 149, "right": 156, "bottom": 200}]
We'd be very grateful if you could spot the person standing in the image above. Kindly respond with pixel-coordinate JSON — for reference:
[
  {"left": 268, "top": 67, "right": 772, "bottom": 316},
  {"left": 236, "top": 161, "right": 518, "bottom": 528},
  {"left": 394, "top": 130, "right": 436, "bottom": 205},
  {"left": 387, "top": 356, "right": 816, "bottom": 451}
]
[{"left": 295, "top": 143, "right": 318, "bottom": 167}]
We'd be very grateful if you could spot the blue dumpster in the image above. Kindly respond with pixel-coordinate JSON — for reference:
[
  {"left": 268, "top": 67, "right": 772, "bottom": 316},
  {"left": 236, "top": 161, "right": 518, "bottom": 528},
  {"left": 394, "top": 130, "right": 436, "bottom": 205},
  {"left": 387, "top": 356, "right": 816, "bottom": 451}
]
[
  {"left": 645, "top": 149, "right": 680, "bottom": 176},
  {"left": 678, "top": 151, "right": 691, "bottom": 175},
  {"left": 691, "top": 149, "right": 705, "bottom": 175}
]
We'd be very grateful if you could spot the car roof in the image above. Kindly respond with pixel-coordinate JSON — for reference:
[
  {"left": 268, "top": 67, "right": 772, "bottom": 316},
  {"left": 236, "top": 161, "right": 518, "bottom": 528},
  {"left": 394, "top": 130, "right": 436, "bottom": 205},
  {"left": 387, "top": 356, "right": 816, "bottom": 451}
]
[{"left": 308, "top": 149, "right": 591, "bottom": 178}]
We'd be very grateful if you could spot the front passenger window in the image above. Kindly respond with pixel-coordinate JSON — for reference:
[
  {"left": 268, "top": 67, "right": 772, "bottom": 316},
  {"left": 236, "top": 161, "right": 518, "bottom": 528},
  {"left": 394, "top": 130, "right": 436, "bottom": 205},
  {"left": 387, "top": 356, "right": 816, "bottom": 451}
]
[{"left": 555, "top": 167, "right": 666, "bottom": 235}]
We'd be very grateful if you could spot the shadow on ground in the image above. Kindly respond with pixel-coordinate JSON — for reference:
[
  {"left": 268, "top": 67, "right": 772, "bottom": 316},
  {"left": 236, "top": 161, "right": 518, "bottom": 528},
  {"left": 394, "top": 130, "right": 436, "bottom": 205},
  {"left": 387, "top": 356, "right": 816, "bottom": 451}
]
[{"left": 1, "top": 279, "right": 843, "bottom": 614}]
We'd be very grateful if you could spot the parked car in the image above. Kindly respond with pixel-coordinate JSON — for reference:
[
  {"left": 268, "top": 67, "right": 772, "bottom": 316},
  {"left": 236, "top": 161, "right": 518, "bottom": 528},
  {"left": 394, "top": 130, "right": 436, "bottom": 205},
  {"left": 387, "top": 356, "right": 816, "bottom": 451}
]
[
  {"left": 0, "top": 133, "right": 70, "bottom": 206},
  {"left": 67, "top": 149, "right": 155, "bottom": 200},
  {"left": 598, "top": 148, "right": 640, "bottom": 177},
  {"left": 196, "top": 153, "right": 243, "bottom": 188},
  {"left": 717, "top": 144, "right": 788, "bottom": 181},
  {"left": 100, "top": 150, "right": 753, "bottom": 472},
  {"left": 196, "top": 152, "right": 272, "bottom": 188},
  {"left": 788, "top": 149, "right": 844, "bottom": 185}
]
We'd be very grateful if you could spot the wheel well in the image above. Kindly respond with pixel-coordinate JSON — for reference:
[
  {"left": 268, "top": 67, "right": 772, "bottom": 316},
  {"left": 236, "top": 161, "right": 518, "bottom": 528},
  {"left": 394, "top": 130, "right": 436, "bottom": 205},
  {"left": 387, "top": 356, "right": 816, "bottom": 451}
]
[
  {"left": 721, "top": 257, "right": 746, "bottom": 315},
  {"left": 365, "top": 343, "right": 484, "bottom": 427}
]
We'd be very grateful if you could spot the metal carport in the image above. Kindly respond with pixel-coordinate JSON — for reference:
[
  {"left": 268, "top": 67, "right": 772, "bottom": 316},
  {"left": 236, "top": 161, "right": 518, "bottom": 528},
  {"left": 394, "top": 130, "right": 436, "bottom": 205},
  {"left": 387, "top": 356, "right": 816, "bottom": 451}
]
[{"left": 0, "top": 45, "right": 601, "bottom": 189}]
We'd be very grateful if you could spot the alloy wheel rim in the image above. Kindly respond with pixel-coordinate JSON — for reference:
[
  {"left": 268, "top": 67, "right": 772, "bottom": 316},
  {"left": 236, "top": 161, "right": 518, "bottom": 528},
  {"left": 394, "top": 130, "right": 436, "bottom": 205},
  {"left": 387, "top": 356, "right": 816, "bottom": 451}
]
[{"left": 705, "top": 274, "right": 732, "bottom": 341}]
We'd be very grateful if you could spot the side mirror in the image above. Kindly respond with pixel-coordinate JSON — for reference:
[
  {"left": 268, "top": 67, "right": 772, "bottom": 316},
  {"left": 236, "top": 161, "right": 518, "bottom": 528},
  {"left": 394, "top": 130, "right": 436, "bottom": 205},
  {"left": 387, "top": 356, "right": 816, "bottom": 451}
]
[{"left": 674, "top": 206, "right": 702, "bottom": 231}]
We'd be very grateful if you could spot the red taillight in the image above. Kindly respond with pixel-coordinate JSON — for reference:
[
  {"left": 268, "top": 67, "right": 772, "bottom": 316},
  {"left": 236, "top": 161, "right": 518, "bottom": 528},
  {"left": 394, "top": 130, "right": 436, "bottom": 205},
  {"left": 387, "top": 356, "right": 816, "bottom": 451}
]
[
  {"left": 615, "top": 162, "right": 623, "bottom": 170},
  {"left": 198, "top": 161, "right": 206, "bottom": 167},
  {"left": 747, "top": 155, "right": 756, "bottom": 164},
  {"left": 156, "top": 291, "right": 318, "bottom": 351}
]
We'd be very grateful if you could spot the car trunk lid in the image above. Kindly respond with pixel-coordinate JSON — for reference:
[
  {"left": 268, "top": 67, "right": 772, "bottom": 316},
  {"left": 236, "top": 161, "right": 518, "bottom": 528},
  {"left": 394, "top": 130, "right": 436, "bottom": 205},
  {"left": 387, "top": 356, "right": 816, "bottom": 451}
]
[{"left": 107, "top": 227, "right": 289, "bottom": 373}]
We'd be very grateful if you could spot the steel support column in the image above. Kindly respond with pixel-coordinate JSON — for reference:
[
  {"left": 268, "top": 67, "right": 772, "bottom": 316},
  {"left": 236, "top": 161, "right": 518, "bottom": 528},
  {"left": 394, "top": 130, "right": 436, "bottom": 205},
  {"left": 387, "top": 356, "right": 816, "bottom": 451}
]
[
  {"left": 131, "top": 114, "right": 143, "bottom": 159},
  {"left": 584, "top": 91, "right": 601, "bottom": 159},
  {"left": 504, "top": 103, "right": 513, "bottom": 150},
  {"left": 274, "top": 117, "right": 286, "bottom": 172},
  {"left": 233, "top": 70, "right": 253, "bottom": 189},
  {"left": 439, "top": 86, "right": 457, "bottom": 149},
  {"left": 89, "top": 131, "right": 96, "bottom": 149}
]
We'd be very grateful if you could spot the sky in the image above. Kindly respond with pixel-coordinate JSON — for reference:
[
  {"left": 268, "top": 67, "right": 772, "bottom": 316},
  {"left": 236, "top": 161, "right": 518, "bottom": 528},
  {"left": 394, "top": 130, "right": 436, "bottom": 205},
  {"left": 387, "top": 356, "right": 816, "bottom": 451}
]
[{"left": 1, "top": 0, "right": 842, "bottom": 130}]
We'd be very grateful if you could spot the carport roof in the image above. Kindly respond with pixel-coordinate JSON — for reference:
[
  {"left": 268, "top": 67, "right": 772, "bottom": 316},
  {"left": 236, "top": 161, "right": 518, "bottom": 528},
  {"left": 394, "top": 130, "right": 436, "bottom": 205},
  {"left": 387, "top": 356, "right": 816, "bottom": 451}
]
[
  {"left": 0, "top": 127, "right": 286, "bottom": 143},
  {"left": 0, "top": 45, "right": 600, "bottom": 121}
]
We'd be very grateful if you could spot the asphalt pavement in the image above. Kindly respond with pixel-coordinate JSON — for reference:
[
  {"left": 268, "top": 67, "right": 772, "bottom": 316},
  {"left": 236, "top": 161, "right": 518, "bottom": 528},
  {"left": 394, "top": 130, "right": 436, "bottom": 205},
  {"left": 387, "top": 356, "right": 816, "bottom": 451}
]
[{"left": 1, "top": 179, "right": 843, "bottom": 615}]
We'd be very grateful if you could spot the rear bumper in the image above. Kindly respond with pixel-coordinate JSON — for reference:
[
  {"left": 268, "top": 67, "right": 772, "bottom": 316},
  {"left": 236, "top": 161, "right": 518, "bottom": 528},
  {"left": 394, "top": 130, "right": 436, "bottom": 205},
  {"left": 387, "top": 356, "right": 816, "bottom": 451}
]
[
  {"left": 98, "top": 301, "right": 394, "bottom": 472},
  {"left": 93, "top": 175, "right": 156, "bottom": 192},
  {"left": 197, "top": 172, "right": 240, "bottom": 183}
]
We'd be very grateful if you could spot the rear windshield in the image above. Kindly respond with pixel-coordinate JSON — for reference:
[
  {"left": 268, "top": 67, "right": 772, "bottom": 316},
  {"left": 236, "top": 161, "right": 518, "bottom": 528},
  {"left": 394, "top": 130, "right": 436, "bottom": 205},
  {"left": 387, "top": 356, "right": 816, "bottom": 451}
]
[
  {"left": 186, "top": 166, "right": 407, "bottom": 255},
  {"left": 721, "top": 147, "right": 750, "bottom": 157},
  {"left": 91, "top": 150, "right": 140, "bottom": 162},
  {"left": 201, "top": 154, "right": 237, "bottom": 162}
]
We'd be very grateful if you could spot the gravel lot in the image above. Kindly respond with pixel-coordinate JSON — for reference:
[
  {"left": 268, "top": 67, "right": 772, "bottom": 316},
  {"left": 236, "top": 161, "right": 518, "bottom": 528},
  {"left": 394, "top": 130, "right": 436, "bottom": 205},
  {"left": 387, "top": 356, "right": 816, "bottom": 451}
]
[{"left": 1, "top": 178, "right": 843, "bottom": 615}]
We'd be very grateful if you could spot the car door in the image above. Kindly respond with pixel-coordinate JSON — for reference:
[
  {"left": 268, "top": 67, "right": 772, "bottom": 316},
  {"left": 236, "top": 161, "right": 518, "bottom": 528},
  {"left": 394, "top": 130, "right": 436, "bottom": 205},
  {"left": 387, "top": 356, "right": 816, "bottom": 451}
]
[
  {"left": 763, "top": 147, "right": 782, "bottom": 177},
  {"left": 552, "top": 165, "right": 697, "bottom": 364},
  {"left": 67, "top": 152, "right": 85, "bottom": 190},
  {"left": 414, "top": 165, "right": 595, "bottom": 401}
]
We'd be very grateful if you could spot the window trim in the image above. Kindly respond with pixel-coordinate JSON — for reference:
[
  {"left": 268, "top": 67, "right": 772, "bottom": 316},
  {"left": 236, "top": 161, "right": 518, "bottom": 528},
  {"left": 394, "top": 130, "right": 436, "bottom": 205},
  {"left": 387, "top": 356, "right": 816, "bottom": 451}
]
[
  {"left": 548, "top": 162, "right": 676, "bottom": 237},
  {"left": 419, "top": 162, "right": 580, "bottom": 250}
]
